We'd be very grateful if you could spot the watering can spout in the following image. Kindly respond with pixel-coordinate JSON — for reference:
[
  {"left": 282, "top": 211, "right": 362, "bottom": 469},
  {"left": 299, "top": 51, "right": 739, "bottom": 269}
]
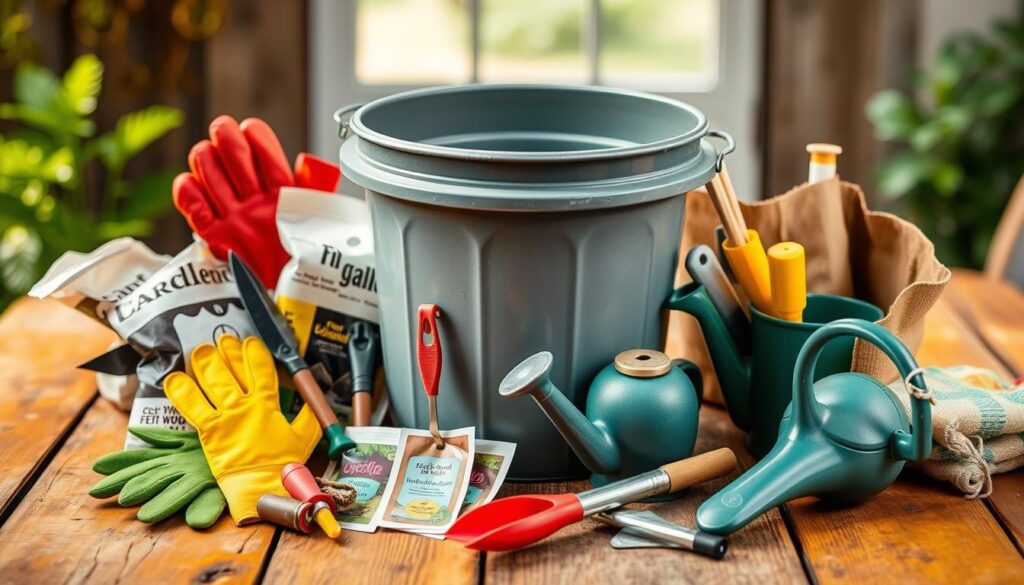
[
  {"left": 666, "top": 283, "right": 752, "bottom": 430},
  {"left": 499, "top": 352, "right": 621, "bottom": 475},
  {"left": 696, "top": 434, "right": 845, "bottom": 535}
]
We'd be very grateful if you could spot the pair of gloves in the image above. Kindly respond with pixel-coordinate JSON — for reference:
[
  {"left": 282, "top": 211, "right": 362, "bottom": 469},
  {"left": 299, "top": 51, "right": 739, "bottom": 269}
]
[
  {"left": 90, "top": 117, "right": 339, "bottom": 528},
  {"left": 91, "top": 335, "right": 321, "bottom": 528}
]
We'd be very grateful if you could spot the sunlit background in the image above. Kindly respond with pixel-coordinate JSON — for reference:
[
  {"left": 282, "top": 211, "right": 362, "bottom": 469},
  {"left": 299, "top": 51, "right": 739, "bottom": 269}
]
[{"left": 0, "top": 0, "right": 1022, "bottom": 309}]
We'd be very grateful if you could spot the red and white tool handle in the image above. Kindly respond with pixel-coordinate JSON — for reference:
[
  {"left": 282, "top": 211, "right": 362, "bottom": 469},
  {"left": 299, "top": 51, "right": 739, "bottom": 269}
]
[{"left": 417, "top": 304, "right": 442, "bottom": 397}]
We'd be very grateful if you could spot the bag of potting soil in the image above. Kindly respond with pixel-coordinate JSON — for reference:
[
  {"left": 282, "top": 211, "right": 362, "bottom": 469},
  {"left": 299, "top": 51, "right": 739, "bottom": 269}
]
[
  {"left": 275, "top": 187, "right": 386, "bottom": 424},
  {"left": 29, "top": 238, "right": 170, "bottom": 323},
  {"left": 31, "top": 239, "right": 257, "bottom": 447}
]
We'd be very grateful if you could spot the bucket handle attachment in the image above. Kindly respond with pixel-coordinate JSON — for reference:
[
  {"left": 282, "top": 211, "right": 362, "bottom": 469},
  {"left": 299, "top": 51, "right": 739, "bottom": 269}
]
[
  {"left": 706, "top": 130, "right": 736, "bottom": 172},
  {"left": 334, "top": 103, "right": 366, "bottom": 141}
]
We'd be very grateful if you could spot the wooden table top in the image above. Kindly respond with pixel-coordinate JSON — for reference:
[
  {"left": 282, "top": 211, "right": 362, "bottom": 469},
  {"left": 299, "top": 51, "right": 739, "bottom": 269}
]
[{"left": 0, "top": 269, "right": 1021, "bottom": 584}]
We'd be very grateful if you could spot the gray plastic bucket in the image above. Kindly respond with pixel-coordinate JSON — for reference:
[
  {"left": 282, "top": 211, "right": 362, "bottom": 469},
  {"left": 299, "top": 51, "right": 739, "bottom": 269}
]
[{"left": 338, "top": 84, "right": 725, "bottom": 480}]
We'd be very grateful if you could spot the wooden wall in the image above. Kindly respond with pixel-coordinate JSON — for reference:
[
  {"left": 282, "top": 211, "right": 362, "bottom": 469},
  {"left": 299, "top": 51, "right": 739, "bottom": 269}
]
[
  {"left": 761, "top": 0, "right": 919, "bottom": 198},
  {"left": 4, "top": 0, "right": 927, "bottom": 242},
  {"left": 0, "top": 0, "right": 309, "bottom": 255}
]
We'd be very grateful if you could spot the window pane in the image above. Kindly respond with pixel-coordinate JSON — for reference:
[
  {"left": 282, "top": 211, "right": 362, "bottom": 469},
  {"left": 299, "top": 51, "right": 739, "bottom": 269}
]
[
  {"left": 600, "top": 0, "right": 719, "bottom": 90},
  {"left": 479, "top": 0, "right": 587, "bottom": 83},
  {"left": 356, "top": 0, "right": 471, "bottom": 84}
]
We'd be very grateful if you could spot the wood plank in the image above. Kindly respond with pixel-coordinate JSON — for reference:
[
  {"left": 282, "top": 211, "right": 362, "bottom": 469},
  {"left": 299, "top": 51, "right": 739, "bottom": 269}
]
[
  {"left": 943, "top": 270, "right": 1024, "bottom": 553},
  {"left": 0, "top": 398, "right": 276, "bottom": 584},
  {"left": 763, "top": 0, "right": 918, "bottom": 197},
  {"left": 786, "top": 292, "right": 1024, "bottom": 584},
  {"left": 205, "top": 0, "right": 309, "bottom": 156},
  {"left": 945, "top": 270, "right": 1024, "bottom": 374},
  {"left": 265, "top": 524, "right": 479, "bottom": 585},
  {"left": 484, "top": 405, "right": 808, "bottom": 585},
  {"left": 0, "top": 299, "right": 116, "bottom": 519}
]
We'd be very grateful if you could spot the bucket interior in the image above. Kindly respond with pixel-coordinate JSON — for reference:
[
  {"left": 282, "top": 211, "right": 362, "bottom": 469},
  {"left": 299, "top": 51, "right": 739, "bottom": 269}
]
[{"left": 354, "top": 85, "right": 707, "bottom": 158}]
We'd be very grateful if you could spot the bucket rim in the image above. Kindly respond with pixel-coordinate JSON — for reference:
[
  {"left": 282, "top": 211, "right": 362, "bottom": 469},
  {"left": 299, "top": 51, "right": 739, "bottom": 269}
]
[{"left": 345, "top": 83, "right": 709, "bottom": 163}]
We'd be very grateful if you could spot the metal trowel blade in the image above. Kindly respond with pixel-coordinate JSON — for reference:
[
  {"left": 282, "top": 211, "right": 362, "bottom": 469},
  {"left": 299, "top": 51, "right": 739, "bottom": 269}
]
[{"left": 606, "top": 510, "right": 686, "bottom": 550}]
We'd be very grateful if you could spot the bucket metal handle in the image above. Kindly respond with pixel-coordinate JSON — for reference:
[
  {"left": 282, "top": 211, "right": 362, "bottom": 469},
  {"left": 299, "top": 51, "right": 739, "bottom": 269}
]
[
  {"left": 706, "top": 130, "right": 736, "bottom": 172},
  {"left": 334, "top": 103, "right": 366, "bottom": 141}
]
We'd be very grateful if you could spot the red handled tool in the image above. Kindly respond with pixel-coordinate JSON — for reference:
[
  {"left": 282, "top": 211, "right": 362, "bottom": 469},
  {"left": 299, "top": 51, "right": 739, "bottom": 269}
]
[
  {"left": 446, "top": 448, "right": 737, "bottom": 551},
  {"left": 282, "top": 462, "right": 341, "bottom": 539},
  {"left": 417, "top": 304, "right": 444, "bottom": 449}
]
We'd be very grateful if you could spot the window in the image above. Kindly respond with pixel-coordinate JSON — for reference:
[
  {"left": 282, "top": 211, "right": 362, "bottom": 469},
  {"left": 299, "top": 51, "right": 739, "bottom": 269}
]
[
  {"left": 310, "top": 0, "right": 762, "bottom": 199},
  {"left": 352, "top": 0, "right": 718, "bottom": 90}
]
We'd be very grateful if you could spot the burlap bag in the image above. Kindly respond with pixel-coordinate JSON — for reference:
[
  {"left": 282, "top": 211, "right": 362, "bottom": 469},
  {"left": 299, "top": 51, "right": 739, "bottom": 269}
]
[
  {"left": 892, "top": 365, "right": 1024, "bottom": 498},
  {"left": 666, "top": 177, "right": 952, "bottom": 405}
]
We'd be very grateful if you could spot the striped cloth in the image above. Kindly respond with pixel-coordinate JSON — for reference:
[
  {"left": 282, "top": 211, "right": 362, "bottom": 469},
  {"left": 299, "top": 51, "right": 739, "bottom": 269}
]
[{"left": 893, "top": 366, "right": 1024, "bottom": 498}]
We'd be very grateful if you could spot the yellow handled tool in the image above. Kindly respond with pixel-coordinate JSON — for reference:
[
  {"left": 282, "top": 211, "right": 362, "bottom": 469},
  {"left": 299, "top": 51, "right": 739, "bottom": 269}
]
[
  {"left": 767, "top": 241, "right": 806, "bottom": 322},
  {"left": 721, "top": 230, "right": 773, "bottom": 314}
]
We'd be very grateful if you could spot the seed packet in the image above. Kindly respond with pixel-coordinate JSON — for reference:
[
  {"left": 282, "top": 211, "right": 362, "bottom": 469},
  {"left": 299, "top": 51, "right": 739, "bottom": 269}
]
[
  {"left": 275, "top": 187, "right": 387, "bottom": 425},
  {"left": 321, "top": 426, "right": 401, "bottom": 533},
  {"left": 377, "top": 427, "right": 475, "bottom": 534},
  {"left": 460, "top": 439, "right": 517, "bottom": 515},
  {"left": 403, "top": 438, "right": 517, "bottom": 539},
  {"left": 30, "top": 240, "right": 257, "bottom": 447}
]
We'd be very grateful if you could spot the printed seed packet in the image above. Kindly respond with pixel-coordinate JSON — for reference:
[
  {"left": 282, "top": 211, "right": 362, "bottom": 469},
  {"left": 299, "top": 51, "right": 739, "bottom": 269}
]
[
  {"left": 322, "top": 426, "right": 401, "bottom": 533},
  {"left": 404, "top": 438, "right": 516, "bottom": 539},
  {"left": 377, "top": 427, "right": 475, "bottom": 534},
  {"left": 460, "top": 439, "right": 516, "bottom": 515}
]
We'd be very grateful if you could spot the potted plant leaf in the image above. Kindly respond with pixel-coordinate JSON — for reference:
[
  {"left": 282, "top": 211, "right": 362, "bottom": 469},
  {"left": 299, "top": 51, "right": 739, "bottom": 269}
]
[
  {"left": 0, "top": 54, "right": 184, "bottom": 307},
  {"left": 867, "top": 5, "right": 1024, "bottom": 268}
]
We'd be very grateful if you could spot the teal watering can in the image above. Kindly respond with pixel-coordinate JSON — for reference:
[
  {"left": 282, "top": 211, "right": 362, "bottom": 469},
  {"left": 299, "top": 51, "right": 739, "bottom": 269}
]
[
  {"left": 696, "top": 319, "right": 933, "bottom": 535},
  {"left": 666, "top": 263, "right": 883, "bottom": 457},
  {"left": 499, "top": 349, "right": 702, "bottom": 498}
]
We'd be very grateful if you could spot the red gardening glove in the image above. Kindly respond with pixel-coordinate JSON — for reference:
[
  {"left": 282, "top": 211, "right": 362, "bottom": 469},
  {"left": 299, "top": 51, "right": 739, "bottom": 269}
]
[{"left": 172, "top": 116, "right": 341, "bottom": 289}]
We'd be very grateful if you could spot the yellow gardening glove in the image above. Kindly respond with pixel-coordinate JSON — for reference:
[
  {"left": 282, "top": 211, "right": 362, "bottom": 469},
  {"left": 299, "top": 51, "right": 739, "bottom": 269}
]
[{"left": 163, "top": 335, "right": 321, "bottom": 525}]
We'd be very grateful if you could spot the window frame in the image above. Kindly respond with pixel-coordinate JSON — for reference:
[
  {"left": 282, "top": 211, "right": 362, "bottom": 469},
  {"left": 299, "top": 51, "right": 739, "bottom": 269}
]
[{"left": 309, "top": 0, "right": 762, "bottom": 199}]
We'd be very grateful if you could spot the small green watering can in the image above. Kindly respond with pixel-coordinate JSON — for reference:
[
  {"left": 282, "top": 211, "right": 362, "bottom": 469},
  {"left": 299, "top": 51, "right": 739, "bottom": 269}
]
[
  {"left": 666, "top": 273, "right": 883, "bottom": 457},
  {"left": 499, "top": 349, "right": 702, "bottom": 497},
  {"left": 696, "top": 319, "right": 933, "bottom": 535}
]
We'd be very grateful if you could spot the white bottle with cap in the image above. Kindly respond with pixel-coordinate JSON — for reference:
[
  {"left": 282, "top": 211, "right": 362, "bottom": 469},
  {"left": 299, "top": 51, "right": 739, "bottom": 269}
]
[{"left": 806, "top": 143, "right": 843, "bottom": 183}]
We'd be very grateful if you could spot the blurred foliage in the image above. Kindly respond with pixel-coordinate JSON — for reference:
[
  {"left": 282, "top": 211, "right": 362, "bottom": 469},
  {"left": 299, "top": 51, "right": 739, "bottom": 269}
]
[
  {"left": 0, "top": 53, "right": 183, "bottom": 306},
  {"left": 867, "top": 3, "right": 1024, "bottom": 268}
]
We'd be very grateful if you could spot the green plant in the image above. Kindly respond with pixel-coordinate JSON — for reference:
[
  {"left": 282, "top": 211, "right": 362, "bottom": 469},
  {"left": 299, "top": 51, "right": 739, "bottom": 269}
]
[
  {"left": 867, "top": 4, "right": 1024, "bottom": 268},
  {"left": 0, "top": 53, "right": 183, "bottom": 305}
]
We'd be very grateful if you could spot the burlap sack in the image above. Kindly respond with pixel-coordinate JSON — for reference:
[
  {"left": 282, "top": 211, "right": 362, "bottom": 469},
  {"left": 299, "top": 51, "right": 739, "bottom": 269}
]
[
  {"left": 892, "top": 365, "right": 1024, "bottom": 498},
  {"left": 666, "top": 177, "right": 952, "bottom": 405}
]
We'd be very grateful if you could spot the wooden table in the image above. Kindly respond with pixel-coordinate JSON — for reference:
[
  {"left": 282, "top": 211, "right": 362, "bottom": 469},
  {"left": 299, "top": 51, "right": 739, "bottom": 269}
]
[{"left": 0, "top": 269, "right": 1022, "bottom": 584}]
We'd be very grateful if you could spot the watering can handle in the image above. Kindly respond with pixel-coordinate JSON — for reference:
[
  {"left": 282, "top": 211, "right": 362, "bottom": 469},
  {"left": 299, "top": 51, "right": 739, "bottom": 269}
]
[
  {"left": 791, "top": 318, "right": 932, "bottom": 462},
  {"left": 671, "top": 358, "right": 704, "bottom": 403}
]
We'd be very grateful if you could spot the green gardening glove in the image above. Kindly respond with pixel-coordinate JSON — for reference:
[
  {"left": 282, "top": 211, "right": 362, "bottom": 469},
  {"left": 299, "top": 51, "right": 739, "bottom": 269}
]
[{"left": 89, "top": 427, "right": 227, "bottom": 529}]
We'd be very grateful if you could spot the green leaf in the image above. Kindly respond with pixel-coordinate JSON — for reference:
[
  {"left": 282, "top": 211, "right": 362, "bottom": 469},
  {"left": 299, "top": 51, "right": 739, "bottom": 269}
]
[
  {"left": 96, "top": 219, "right": 154, "bottom": 240},
  {"left": 115, "top": 170, "right": 178, "bottom": 221},
  {"left": 866, "top": 90, "right": 921, "bottom": 141},
  {"left": 0, "top": 103, "right": 93, "bottom": 137},
  {"left": 0, "top": 225, "right": 41, "bottom": 294},
  {"left": 41, "top": 147, "right": 75, "bottom": 185},
  {"left": 95, "top": 106, "right": 183, "bottom": 170},
  {"left": 978, "top": 83, "right": 1023, "bottom": 116},
  {"left": 909, "top": 121, "right": 943, "bottom": 152},
  {"left": 59, "top": 54, "right": 103, "bottom": 116},
  {"left": 932, "top": 163, "right": 964, "bottom": 197},
  {"left": 13, "top": 62, "right": 60, "bottom": 111},
  {"left": 875, "top": 151, "right": 935, "bottom": 199},
  {"left": 0, "top": 194, "right": 39, "bottom": 225}
]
